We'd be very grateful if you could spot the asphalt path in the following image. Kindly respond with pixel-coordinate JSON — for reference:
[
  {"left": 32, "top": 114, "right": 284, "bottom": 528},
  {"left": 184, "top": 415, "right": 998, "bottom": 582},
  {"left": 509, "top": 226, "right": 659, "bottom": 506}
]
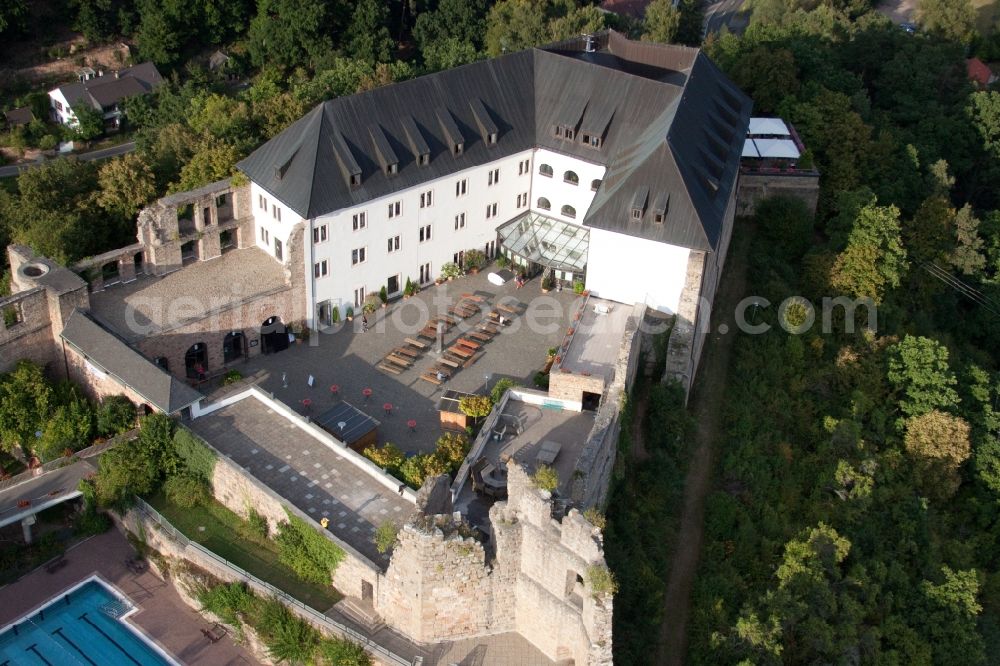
[
  {"left": 0, "top": 140, "right": 135, "bottom": 178},
  {"left": 704, "top": 0, "right": 750, "bottom": 36}
]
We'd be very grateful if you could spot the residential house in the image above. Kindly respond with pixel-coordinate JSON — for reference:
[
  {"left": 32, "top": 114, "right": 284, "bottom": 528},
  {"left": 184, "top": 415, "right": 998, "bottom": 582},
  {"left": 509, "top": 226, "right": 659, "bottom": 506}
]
[{"left": 48, "top": 62, "right": 163, "bottom": 130}]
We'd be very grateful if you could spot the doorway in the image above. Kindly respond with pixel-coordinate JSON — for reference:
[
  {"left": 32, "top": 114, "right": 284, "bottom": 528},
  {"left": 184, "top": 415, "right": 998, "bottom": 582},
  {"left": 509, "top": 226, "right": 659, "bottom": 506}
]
[
  {"left": 223, "top": 331, "right": 246, "bottom": 363},
  {"left": 185, "top": 343, "right": 208, "bottom": 379},
  {"left": 260, "top": 316, "right": 288, "bottom": 354},
  {"left": 361, "top": 580, "right": 374, "bottom": 604},
  {"left": 582, "top": 391, "right": 601, "bottom": 411},
  {"left": 386, "top": 274, "right": 400, "bottom": 296}
]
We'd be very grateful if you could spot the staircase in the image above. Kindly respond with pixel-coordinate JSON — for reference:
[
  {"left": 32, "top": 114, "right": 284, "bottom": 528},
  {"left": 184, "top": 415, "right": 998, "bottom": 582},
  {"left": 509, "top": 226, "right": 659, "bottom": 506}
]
[{"left": 334, "top": 597, "right": 385, "bottom": 633}]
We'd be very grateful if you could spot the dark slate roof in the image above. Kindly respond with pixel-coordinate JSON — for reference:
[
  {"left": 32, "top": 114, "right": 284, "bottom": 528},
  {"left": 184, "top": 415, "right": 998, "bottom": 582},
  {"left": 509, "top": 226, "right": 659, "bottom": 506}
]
[
  {"left": 4, "top": 107, "right": 34, "bottom": 127},
  {"left": 60, "top": 309, "right": 202, "bottom": 414},
  {"left": 237, "top": 30, "right": 751, "bottom": 252},
  {"left": 314, "top": 401, "right": 379, "bottom": 444},
  {"left": 54, "top": 62, "right": 163, "bottom": 112}
]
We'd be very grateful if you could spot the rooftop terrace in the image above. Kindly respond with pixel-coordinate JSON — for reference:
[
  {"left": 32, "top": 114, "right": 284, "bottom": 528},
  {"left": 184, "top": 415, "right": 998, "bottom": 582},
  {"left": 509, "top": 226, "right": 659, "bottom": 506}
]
[
  {"left": 90, "top": 248, "right": 288, "bottom": 341},
  {"left": 559, "top": 297, "right": 631, "bottom": 382}
]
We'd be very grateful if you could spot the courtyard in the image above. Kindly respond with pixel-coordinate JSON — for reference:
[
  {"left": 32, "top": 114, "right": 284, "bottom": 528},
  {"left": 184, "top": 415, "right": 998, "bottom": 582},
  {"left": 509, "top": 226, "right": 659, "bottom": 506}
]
[{"left": 211, "top": 270, "right": 582, "bottom": 457}]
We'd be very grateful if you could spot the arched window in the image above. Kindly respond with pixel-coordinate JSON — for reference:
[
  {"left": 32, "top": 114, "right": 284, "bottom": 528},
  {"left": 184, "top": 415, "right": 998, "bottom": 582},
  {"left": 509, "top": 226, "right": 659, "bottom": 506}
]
[
  {"left": 563, "top": 170, "right": 579, "bottom": 185},
  {"left": 185, "top": 343, "right": 208, "bottom": 379},
  {"left": 561, "top": 205, "right": 576, "bottom": 219},
  {"left": 539, "top": 164, "right": 553, "bottom": 178},
  {"left": 591, "top": 179, "right": 602, "bottom": 192},
  {"left": 537, "top": 197, "right": 551, "bottom": 210}
]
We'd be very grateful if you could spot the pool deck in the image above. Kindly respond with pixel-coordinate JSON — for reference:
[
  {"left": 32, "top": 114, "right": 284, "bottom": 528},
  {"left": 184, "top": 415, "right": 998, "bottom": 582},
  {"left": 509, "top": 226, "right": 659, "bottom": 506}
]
[{"left": 0, "top": 530, "right": 258, "bottom": 665}]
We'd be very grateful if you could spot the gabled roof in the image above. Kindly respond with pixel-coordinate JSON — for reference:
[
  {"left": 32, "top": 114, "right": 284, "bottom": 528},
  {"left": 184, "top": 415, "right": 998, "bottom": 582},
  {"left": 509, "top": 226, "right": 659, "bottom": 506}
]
[
  {"left": 60, "top": 310, "right": 202, "bottom": 414},
  {"left": 52, "top": 62, "right": 163, "bottom": 112},
  {"left": 4, "top": 107, "right": 34, "bottom": 127},
  {"left": 237, "top": 31, "right": 751, "bottom": 252},
  {"left": 967, "top": 57, "right": 994, "bottom": 87}
]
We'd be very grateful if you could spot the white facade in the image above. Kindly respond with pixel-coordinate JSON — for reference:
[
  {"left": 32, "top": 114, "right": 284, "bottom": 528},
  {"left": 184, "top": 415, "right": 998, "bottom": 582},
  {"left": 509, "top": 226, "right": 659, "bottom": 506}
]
[
  {"left": 48, "top": 89, "right": 76, "bottom": 126},
  {"left": 249, "top": 182, "right": 302, "bottom": 266},
  {"left": 585, "top": 227, "right": 690, "bottom": 313},
  {"left": 529, "top": 148, "right": 605, "bottom": 222},
  {"left": 306, "top": 150, "right": 534, "bottom": 325}
]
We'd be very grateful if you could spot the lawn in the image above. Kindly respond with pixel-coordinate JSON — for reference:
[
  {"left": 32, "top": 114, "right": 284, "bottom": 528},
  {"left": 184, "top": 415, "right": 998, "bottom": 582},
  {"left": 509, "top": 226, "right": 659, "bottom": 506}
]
[{"left": 145, "top": 490, "right": 342, "bottom": 611}]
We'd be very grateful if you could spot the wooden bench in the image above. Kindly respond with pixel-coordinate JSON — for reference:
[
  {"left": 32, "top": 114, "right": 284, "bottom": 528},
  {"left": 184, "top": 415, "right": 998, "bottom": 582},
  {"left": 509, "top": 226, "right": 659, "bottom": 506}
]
[
  {"left": 405, "top": 337, "right": 429, "bottom": 349},
  {"left": 497, "top": 303, "right": 519, "bottom": 315},
  {"left": 448, "top": 345, "right": 473, "bottom": 359},
  {"left": 437, "top": 357, "right": 461, "bottom": 369},
  {"left": 457, "top": 337, "right": 481, "bottom": 351},
  {"left": 437, "top": 315, "right": 458, "bottom": 327},
  {"left": 420, "top": 372, "right": 444, "bottom": 385},
  {"left": 394, "top": 346, "right": 420, "bottom": 359},
  {"left": 468, "top": 330, "right": 492, "bottom": 343},
  {"left": 45, "top": 555, "right": 68, "bottom": 574},
  {"left": 378, "top": 362, "right": 404, "bottom": 375},
  {"left": 385, "top": 353, "right": 413, "bottom": 368}
]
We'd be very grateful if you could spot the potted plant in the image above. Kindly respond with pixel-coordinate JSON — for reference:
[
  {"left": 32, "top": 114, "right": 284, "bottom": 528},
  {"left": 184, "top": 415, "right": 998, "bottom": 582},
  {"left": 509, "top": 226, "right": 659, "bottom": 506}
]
[
  {"left": 440, "top": 262, "right": 463, "bottom": 281},
  {"left": 403, "top": 277, "right": 416, "bottom": 298},
  {"left": 541, "top": 274, "right": 554, "bottom": 293},
  {"left": 463, "top": 249, "right": 486, "bottom": 274},
  {"left": 363, "top": 292, "right": 381, "bottom": 315},
  {"left": 346, "top": 306, "right": 354, "bottom": 321},
  {"left": 573, "top": 280, "right": 585, "bottom": 294},
  {"left": 379, "top": 285, "right": 389, "bottom": 308},
  {"left": 331, "top": 305, "right": 340, "bottom": 323},
  {"left": 495, "top": 254, "right": 509, "bottom": 269}
]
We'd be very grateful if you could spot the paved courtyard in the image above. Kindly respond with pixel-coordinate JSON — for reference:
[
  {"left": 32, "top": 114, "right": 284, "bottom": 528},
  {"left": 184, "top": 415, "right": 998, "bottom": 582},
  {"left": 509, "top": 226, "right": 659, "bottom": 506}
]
[
  {"left": 214, "top": 271, "right": 581, "bottom": 456},
  {"left": 189, "top": 395, "right": 414, "bottom": 564}
]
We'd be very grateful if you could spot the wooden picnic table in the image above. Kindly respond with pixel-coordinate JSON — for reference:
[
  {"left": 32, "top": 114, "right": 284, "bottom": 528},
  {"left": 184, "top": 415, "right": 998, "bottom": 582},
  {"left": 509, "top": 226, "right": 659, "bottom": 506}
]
[
  {"left": 468, "top": 330, "right": 492, "bottom": 343},
  {"left": 405, "top": 337, "right": 429, "bottom": 349},
  {"left": 497, "top": 303, "right": 518, "bottom": 315},
  {"left": 457, "top": 337, "right": 481, "bottom": 350},
  {"left": 420, "top": 372, "right": 444, "bottom": 385},
  {"left": 461, "top": 293, "right": 485, "bottom": 302},
  {"left": 478, "top": 322, "right": 500, "bottom": 333},
  {"left": 448, "top": 345, "right": 473, "bottom": 359},
  {"left": 418, "top": 326, "right": 439, "bottom": 340},
  {"left": 378, "top": 362, "right": 403, "bottom": 375},
  {"left": 385, "top": 353, "right": 413, "bottom": 367},
  {"left": 437, "top": 357, "right": 460, "bottom": 369},
  {"left": 437, "top": 315, "right": 458, "bottom": 326},
  {"left": 394, "top": 346, "right": 420, "bottom": 359}
]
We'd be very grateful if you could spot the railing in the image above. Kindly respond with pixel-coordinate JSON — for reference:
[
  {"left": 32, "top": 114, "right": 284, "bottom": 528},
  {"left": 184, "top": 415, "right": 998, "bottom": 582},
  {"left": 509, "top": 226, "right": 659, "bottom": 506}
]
[
  {"left": 132, "top": 497, "right": 412, "bottom": 666},
  {"left": 0, "top": 429, "right": 139, "bottom": 493}
]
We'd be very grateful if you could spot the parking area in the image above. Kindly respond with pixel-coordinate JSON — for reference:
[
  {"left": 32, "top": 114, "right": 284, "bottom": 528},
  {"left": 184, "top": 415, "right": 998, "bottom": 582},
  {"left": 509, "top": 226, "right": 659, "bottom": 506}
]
[{"left": 218, "top": 271, "right": 580, "bottom": 456}]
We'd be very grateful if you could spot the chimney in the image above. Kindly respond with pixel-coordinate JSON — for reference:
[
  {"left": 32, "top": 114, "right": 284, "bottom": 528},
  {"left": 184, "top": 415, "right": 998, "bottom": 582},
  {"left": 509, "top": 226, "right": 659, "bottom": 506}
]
[{"left": 584, "top": 34, "right": 596, "bottom": 53}]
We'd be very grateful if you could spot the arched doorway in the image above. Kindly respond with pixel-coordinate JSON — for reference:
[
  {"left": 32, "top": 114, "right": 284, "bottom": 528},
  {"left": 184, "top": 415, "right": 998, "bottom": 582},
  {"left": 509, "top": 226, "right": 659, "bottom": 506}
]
[
  {"left": 260, "top": 316, "right": 289, "bottom": 355},
  {"left": 185, "top": 343, "right": 208, "bottom": 379},
  {"left": 223, "top": 331, "right": 246, "bottom": 363}
]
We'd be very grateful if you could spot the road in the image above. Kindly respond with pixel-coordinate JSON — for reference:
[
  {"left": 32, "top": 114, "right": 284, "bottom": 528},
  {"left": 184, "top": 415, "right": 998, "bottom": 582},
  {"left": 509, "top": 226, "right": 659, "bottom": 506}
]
[
  {"left": 0, "top": 140, "right": 136, "bottom": 178},
  {"left": 704, "top": 0, "right": 750, "bottom": 36}
]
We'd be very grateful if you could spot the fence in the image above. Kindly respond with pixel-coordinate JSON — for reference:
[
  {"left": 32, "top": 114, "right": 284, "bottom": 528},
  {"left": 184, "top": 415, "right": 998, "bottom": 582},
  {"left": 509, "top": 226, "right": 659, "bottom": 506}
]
[
  {"left": 131, "top": 497, "right": 412, "bottom": 666},
  {"left": 0, "top": 429, "right": 139, "bottom": 493}
]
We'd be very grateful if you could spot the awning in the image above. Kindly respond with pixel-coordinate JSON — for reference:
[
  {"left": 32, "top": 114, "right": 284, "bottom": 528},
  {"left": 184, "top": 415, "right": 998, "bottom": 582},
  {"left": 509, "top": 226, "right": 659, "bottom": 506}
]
[
  {"left": 497, "top": 212, "right": 589, "bottom": 273},
  {"left": 753, "top": 138, "right": 800, "bottom": 159},
  {"left": 748, "top": 117, "right": 790, "bottom": 137},
  {"left": 741, "top": 139, "right": 760, "bottom": 158}
]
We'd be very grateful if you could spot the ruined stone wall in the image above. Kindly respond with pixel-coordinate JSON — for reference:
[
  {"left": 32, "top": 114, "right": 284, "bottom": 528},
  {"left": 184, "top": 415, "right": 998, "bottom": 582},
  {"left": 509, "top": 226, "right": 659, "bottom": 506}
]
[{"left": 736, "top": 170, "right": 820, "bottom": 217}]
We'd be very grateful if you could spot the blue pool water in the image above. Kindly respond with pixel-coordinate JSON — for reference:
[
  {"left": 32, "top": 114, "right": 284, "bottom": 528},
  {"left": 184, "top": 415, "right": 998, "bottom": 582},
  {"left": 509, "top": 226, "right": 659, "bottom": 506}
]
[{"left": 0, "top": 579, "right": 173, "bottom": 665}]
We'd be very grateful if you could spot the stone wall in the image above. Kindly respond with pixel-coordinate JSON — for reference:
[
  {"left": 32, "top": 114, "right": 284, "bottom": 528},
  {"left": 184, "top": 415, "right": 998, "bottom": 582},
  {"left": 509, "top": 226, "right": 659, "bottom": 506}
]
[
  {"left": 548, "top": 371, "right": 605, "bottom": 404},
  {"left": 736, "top": 170, "right": 820, "bottom": 217},
  {"left": 62, "top": 343, "right": 157, "bottom": 410},
  {"left": 0, "top": 289, "right": 59, "bottom": 372}
]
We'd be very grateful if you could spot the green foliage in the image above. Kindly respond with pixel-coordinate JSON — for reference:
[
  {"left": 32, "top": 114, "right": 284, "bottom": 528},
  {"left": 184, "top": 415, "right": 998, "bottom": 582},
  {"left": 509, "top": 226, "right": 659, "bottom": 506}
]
[
  {"left": 222, "top": 369, "right": 243, "bottom": 386},
  {"left": 439, "top": 261, "right": 463, "bottom": 279},
  {"left": 642, "top": 0, "right": 681, "bottom": 44},
  {"left": 917, "top": 0, "right": 976, "bottom": 43},
  {"left": 362, "top": 442, "right": 405, "bottom": 474},
  {"left": 399, "top": 453, "right": 450, "bottom": 489},
  {"left": 37, "top": 392, "right": 94, "bottom": 462},
  {"left": 346, "top": 0, "right": 393, "bottom": 65},
  {"left": 403, "top": 277, "right": 416, "bottom": 297},
  {"left": 0, "top": 361, "right": 55, "bottom": 452},
  {"left": 462, "top": 248, "right": 487, "bottom": 271},
  {"left": 830, "top": 199, "right": 908, "bottom": 304},
  {"left": 490, "top": 378, "right": 520, "bottom": 405},
  {"left": 586, "top": 564, "right": 619, "bottom": 598},
  {"left": 533, "top": 371, "right": 550, "bottom": 389},
  {"left": 434, "top": 432, "right": 470, "bottom": 472},
  {"left": 315, "top": 636, "right": 372, "bottom": 666},
  {"left": 71, "top": 104, "right": 105, "bottom": 140},
  {"left": 94, "top": 413, "right": 177, "bottom": 507},
  {"left": 97, "top": 154, "right": 157, "bottom": 219},
  {"left": 755, "top": 196, "right": 815, "bottom": 262},
  {"left": 378, "top": 285, "right": 388, "bottom": 304},
  {"left": 163, "top": 472, "right": 210, "bottom": 509},
  {"left": 259, "top": 598, "right": 320, "bottom": 663},
  {"left": 532, "top": 464, "right": 559, "bottom": 493},
  {"left": 459, "top": 395, "right": 492, "bottom": 419},
  {"left": 197, "top": 581, "right": 255, "bottom": 627},
  {"left": 373, "top": 520, "right": 398, "bottom": 554},
  {"left": 275, "top": 512, "right": 345, "bottom": 585},
  {"left": 96, "top": 395, "right": 136, "bottom": 437},
  {"left": 244, "top": 508, "right": 270, "bottom": 541},
  {"left": 247, "top": 0, "right": 339, "bottom": 71},
  {"left": 888, "top": 335, "right": 960, "bottom": 418},
  {"left": 172, "top": 427, "right": 216, "bottom": 482},
  {"left": 583, "top": 507, "right": 606, "bottom": 530}
]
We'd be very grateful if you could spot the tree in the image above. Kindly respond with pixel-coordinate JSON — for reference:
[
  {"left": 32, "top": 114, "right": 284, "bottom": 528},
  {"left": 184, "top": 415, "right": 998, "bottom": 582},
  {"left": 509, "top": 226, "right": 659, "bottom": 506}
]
[
  {"left": 829, "top": 201, "right": 908, "bottom": 304},
  {"left": 434, "top": 432, "right": 470, "bottom": 471},
  {"left": 422, "top": 38, "right": 480, "bottom": 71},
  {"left": 730, "top": 47, "right": 799, "bottom": 117},
  {"left": 905, "top": 195, "right": 954, "bottom": 265},
  {"left": 0, "top": 361, "right": 53, "bottom": 452},
  {"left": 888, "top": 335, "right": 960, "bottom": 418},
  {"left": 134, "top": 0, "right": 183, "bottom": 67},
  {"left": 490, "top": 378, "right": 520, "bottom": 405},
  {"left": 97, "top": 154, "right": 157, "bottom": 219},
  {"left": 549, "top": 4, "right": 607, "bottom": 41},
  {"left": 485, "top": 0, "right": 549, "bottom": 57},
  {"left": 642, "top": 0, "right": 681, "bottom": 43},
  {"left": 170, "top": 139, "right": 241, "bottom": 193},
  {"left": 919, "top": 567, "right": 986, "bottom": 665},
  {"left": 413, "top": 0, "right": 489, "bottom": 56},
  {"left": 71, "top": 0, "right": 120, "bottom": 41},
  {"left": 917, "top": 0, "right": 976, "bottom": 44},
  {"left": 247, "top": 0, "right": 339, "bottom": 70},
  {"left": 72, "top": 104, "right": 105, "bottom": 141},
  {"left": 96, "top": 395, "right": 137, "bottom": 437},
  {"left": 754, "top": 195, "right": 814, "bottom": 261},
  {"left": 904, "top": 409, "right": 972, "bottom": 499},
  {"left": 950, "top": 204, "right": 986, "bottom": 276},
  {"left": 0, "top": 0, "right": 27, "bottom": 37},
  {"left": 968, "top": 91, "right": 1000, "bottom": 160},
  {"left": 459, "top": 395, "right": 492, "bottom": 420},
  {"left": 346, "top": 0, "right": 394, "bottom": 65}
]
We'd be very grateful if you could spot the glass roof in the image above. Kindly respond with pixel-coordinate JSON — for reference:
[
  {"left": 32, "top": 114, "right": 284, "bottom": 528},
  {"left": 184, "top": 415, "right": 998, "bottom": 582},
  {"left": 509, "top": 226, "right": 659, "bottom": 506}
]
[{"left": 497, "top": 212, "right": 590, "bottom": 272}]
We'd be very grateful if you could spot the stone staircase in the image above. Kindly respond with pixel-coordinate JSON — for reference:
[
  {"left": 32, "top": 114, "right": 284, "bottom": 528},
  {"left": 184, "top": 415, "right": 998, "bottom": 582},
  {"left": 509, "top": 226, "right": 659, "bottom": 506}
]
[{"left": 333, "top": 597, "right": 385, "bottom": 633}]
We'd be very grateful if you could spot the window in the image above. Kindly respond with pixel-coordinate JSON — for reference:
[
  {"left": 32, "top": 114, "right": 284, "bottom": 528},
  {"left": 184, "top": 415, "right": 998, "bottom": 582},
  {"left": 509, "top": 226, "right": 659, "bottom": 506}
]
[
  {"left": 455, "top": 213, "right": 466, "bottom": 230},
  {"left": 518, "top": 158, "right": 530, "bottom": 175},
  {"left": 354, "top": 287, "right": 366, "bottom": 308},
  {"left": 539, "top": 164, "right": 553, "bottom": 178},
  {"left": 260, "top": 226, "right": 269, "bottom": 244},
  {"left": 387, "top": 201, "right": 401, "bottom": 218},
  {"left": 387, "top": 235, "right": 400, "bottom": 253},
  {"left": 352, "top": 247, "right": 367, "bottom": 265},
  {"left": 631, "top": 207, "right": 642, "bottom": 220},
  {"left": 589, "top": 135, "right": 601, "bottom": 148},
  {"left": 454, "top": 250, "right": 465, "bottom": 266},
  {"left": 417, "top": 152, "right": 430, "bottom": 166},
  {"left": 561, "top": 205, "right": 576, "bottom": 219},
  {"left": 537, "top": 197, "right": 551, "bottom": 210},
  {"left": 387, "top": 162, "right": 398, "bottom": 175},
  {"left": 314, "top": 260, "right": 328, "bottom": 278},
  {"left": 313, "top": 224, "right": 328, "bottom": 243},
  {"left": 258, "top": 194, "right": 268, "bottom": 211},
  {"left": 487, "top": 132, "right": 497, "bottom": 145},
  {"left": 453, "top": 142, "right": 464, "bottom": 155},
  {"left": 654, "top": 212, "right": 664, "bottom": 224},
  {"left": 564, "top": 170, "right": 579, "bottom": 185},
  {"left": 350, "top": 173, "right": 362, "bottom": 187},
  {"left": 420, "top": 190, "right": 433, "bottom": 208},
  {"left": 486, "top": 203, "right": 498, "bottom": 219},
  {"left": 274, "top": 238, "right": 283, "bottom": 261},
  {"left": 272, "top": 206, "right": 282, "bottom": 221},
  {"left": 488, "top": 168, "right": 499, "bottom": 186},
  {"left": 419, "top": 225, "right": 432, "bottom": 242},
  {"left": 456, "top": 179, "right": 468, "bottom": 197},
  {"left": 591, "top": 179, "right": 602, "bottom": 192},
  {"left": 54, "top": 100, "right": 63, "bottom": 111},
  {"left": 553, "top": 126, "right": 562, "bottom": 138},
  {"left": 564, "top": 129, "right": 575, "bottom": 140},
  {"left": 516, "top": 192, "right": 528, "bottom": 208},
  {"left": 419, "top": 262, "right": 431, "bottom": 284},
  {"left": 353, "top": 212, "right": 367, "bottom": 230}
]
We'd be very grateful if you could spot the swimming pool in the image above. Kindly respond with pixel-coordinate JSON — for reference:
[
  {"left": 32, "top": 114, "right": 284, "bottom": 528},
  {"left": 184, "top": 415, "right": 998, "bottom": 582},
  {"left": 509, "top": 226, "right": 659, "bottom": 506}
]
[{"left": 0, "top": 577, "right": 177, "bottom": 665}]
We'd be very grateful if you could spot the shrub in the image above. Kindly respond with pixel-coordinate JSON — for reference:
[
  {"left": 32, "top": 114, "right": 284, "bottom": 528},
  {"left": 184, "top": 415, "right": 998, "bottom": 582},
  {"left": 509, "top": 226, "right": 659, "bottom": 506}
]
[
  {"left": 463, "top": 248, "right": 486, "bottom": 271},
  {"left": 440, "top": 261, "right": 463, "bottom": 279},
  {"left": 96, "top": 395, "right": 136, "bottom": 437},
  {"left": 172, "top": 428, "right": 216, "bottom": 482},
  {"left": 345, "top": 306, "right": 354, "bottom": 320},
  {"left": 37, "top": 396, "right": 94, "bottom": 462},
  {"left": 403, "top": 277, "right": 416, "bottom": 296},
  {"left": 244, "top": 508, "right": 270, "bottom": 540},
  {"left": 362, "top": 292, "right": 380, "bottom": 315},
  {"left": 459, "top": 395, "right": 492, "bottom": 419},
  {"left": 331, "top": 305, "right": 340, "bottom": 323},
  {"left": 573, "top": 280, "right": 585, "bottom": 294},
  {"left": 260, "top": 600, "right": 320, "bottom": 663},
  {"left": 399, "top": 453, "right": 450, "bottom": 489},
  {"left": 495, "top": 254, "right": 509, "bottom": 268},
  {"left": 541, "top": 274, "right": 555, "bottom": 290},
  {"left": 38, "top": 134, "right": 58, "bottom": 151},
  {"left": 316, "top": 637, "right": 372, "bottom": 666},
  {"left": 222, "top": 369, "right": 243, "bottom": 386},
  {"left": 434, "top": 432, "right": 470, "bottom": 471},
  {"left": 586, "top": 564, "right": 619, "bottom": 598},
  {"left": 197, "top": 582, "right": 255, "bottom": 627},
  {"left": 532, "top": 465, "right": 559, "bottom": 493},
  {"left": 275, "top": 513, "right": 345, "bottom": 585},
  {"left": 378, "top": 285, "right": 388, "bottom": 304},
  {"left": 373, "top": 521, "right": 399, "bottom": 553},
  {"left": 583, "top": 507, "right": 607, "bottom": 530},
  {"left": 362, "top": 442, "right": 405, "bottom": 474},
  {"left": 533, "top": 371, "right": 550, "bottom": 389},
  {"left": 163, "top": 473, "right": 210, "bottom": 509},
  {"left": 490, "top": 378, "right": 519, "bottom": 405}
]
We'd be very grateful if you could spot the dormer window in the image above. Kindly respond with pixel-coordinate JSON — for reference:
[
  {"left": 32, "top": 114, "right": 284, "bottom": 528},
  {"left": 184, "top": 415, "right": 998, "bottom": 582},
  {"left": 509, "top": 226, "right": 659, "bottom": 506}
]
[
  {"left": 553, "top": 125, "right": 562, "bottom": 138},
  {"left": 564, "top": 129, "right": 574, "bottom": 140},
  {"left": 582, "top": 133, "right": 601, "bottom": 148},
  {"left": 453, "top": 142, "right": 464, "bottom": 156},
  {"left": 350, "top": 173, "right": 361, "bottom": 188},
  {"left": 631, "top": 207, "right": 643, "bottom": 220},
  {"left": 417, "top": 152, "right": 430, "bottom": 166},
  {"left": 487, "top": 132, "right": 497, "bottom": 145},
  {"left": 386, "top": 162, "right": 398, "bottom": 175},
  {"left": 654, "top": 212, "right": 664, "bottom": 223}
]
